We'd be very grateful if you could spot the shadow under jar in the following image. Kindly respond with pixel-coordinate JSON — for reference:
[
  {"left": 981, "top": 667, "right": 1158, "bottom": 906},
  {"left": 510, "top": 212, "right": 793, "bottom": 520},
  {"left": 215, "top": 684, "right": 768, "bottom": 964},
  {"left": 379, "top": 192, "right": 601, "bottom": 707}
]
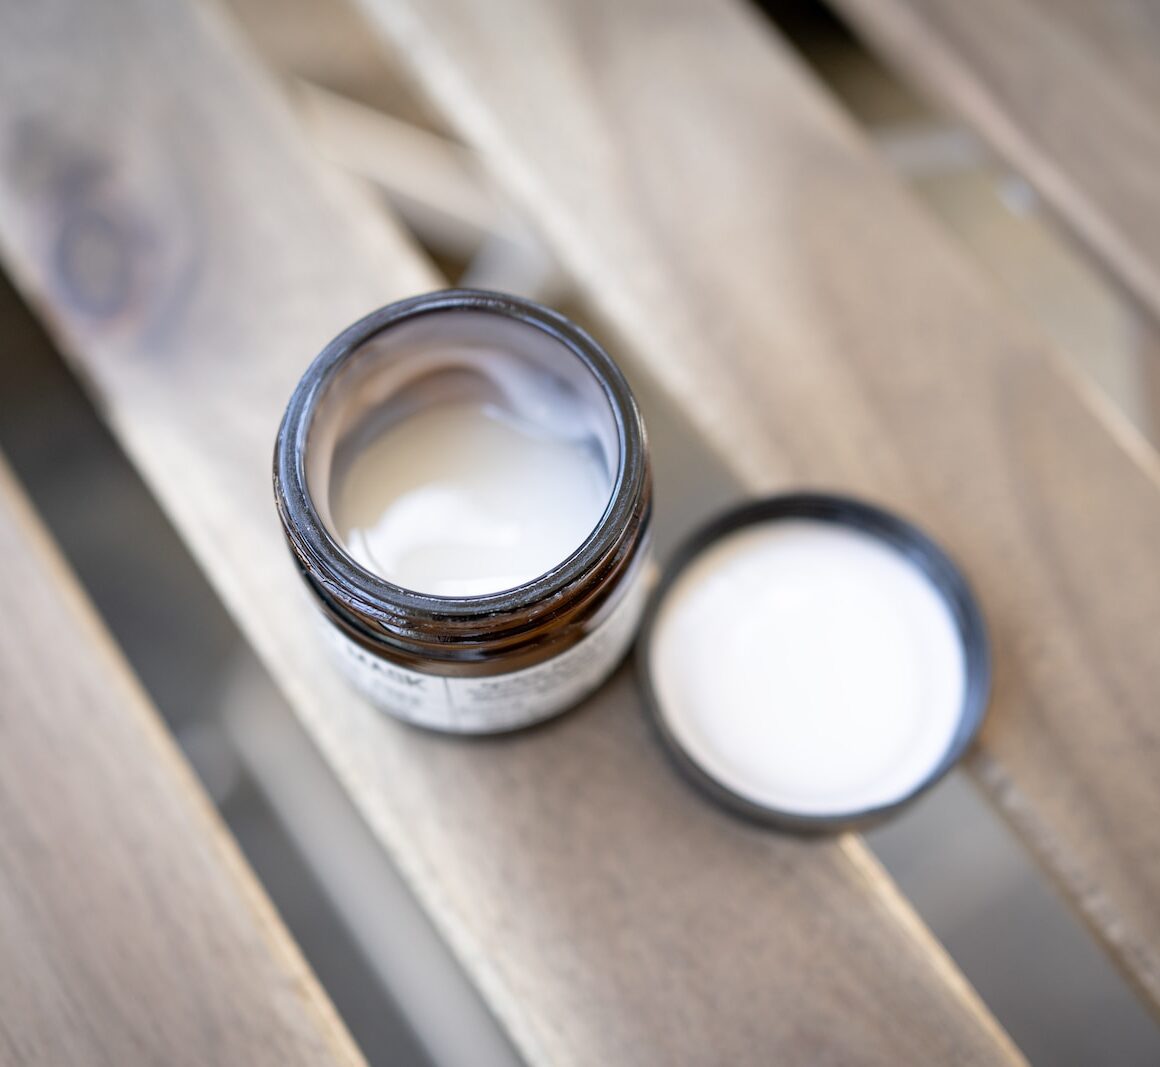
[{"left": 274, "top": 290, "right": 652, "bottom": 734}]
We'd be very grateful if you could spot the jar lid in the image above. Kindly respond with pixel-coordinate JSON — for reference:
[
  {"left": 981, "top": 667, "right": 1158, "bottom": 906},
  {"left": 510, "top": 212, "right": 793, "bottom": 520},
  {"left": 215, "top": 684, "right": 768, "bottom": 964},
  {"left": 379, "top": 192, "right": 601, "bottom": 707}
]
[{"left": 637, "top": 493, "right": 990, "bottom": 832}]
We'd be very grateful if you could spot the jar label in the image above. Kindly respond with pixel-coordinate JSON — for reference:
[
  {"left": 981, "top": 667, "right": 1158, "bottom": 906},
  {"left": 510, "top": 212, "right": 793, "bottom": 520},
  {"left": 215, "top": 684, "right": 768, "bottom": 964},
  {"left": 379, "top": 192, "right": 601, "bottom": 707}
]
[{"left": 319, "top": 560, "right": 651, "bottom": 732}]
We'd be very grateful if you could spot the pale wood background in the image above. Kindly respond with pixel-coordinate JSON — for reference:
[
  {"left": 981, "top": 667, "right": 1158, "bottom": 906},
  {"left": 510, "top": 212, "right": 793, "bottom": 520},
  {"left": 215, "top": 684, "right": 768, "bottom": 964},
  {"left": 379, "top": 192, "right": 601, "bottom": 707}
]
[
  {"left": 354, "top": 0, "right": 1160, "bottom": 1016},
  {"left": 832, "top": 0, "right": 1160, "bottom": 336},
  {"left": 0, "top": 0, "right": 1021, "bottom": 1063},
  {"left": 0, "top": 456, "right": 363, "bottom": 1067},
  {"left": 2, "top": 0, "right": 1160, "bottom": 1061}
]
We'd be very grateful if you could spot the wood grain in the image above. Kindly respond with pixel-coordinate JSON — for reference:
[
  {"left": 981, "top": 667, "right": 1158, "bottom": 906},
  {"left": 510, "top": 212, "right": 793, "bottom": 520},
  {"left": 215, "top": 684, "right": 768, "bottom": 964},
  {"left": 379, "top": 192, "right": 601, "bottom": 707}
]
[
  {"left": 0, "top": 0, "right": 1022, "bottom": 1064},
  {"left": 352, "top": 0, "right": 1160, "bottom": 1016},
  {"left": 0, "top": 455, "right": 363, "bottom": 1066},
  {"left": 830, "top": 0, "right": 1160, "bottom": 329}
]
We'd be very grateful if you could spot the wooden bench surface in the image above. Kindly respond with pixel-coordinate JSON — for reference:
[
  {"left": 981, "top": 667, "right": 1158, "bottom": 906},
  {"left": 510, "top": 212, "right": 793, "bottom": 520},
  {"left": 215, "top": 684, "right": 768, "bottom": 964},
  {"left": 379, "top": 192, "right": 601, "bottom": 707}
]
[
  {"left": 831, "top": 0, "right": 1160, "bottom": 333},
  {"left": 353, "top": 0, "right": 1160, "bottom": 1016},
  {"left": 0, "top": 0, "right": 1022, "bottom": 1064},
  {"left": 0, "top": 455, "right": 362, "bottom": 1066}
]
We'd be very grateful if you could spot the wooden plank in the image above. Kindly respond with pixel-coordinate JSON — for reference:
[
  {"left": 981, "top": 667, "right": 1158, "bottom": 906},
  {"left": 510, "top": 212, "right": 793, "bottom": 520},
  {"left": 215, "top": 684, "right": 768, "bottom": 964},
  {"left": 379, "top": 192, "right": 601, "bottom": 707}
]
[
  {"left": 225, "top": 0, "right": 443, "bottom": 127},
  {"left": 828, "top": 0, "right": 1160, "bottom": 330},
  {"left": 0, "top": 455, "right": 363, "bottom": 1066},
  {"left": 351, "top": 0, "right": 1160, "bottom": 1015},
  {"left": 829, "top": 0, "right": 1160, "bottom": 441},
  {"left": 0, "top": 1, "right": 1022, "bottom": 1064},
  {"left": 1044, "top": 0, "right": 1160, "bottom": 107}
]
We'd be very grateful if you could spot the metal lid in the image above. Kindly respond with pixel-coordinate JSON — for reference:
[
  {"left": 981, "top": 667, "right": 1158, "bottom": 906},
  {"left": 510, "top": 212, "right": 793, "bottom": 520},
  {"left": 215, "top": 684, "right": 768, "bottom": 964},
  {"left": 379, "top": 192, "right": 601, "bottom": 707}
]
[{"left": 637, "top": 493, "right": 990, "bottom": 832}]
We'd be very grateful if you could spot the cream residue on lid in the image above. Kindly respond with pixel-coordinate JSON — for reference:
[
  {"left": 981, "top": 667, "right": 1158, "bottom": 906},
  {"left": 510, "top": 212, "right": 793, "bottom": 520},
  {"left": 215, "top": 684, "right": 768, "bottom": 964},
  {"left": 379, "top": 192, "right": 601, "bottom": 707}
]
[
  {"left": 649, "top": 519, "right": 966, "bottom": 817},
  {"left": 335, "top": 400, "right": 611, "bottom": 597}
]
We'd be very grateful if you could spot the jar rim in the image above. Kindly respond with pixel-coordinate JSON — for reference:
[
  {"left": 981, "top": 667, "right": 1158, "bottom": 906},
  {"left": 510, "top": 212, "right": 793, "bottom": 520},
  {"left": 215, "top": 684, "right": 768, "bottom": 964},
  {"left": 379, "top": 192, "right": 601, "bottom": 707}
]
[{"left": 274, "top": 288, "right": 648, "bottom": 627}]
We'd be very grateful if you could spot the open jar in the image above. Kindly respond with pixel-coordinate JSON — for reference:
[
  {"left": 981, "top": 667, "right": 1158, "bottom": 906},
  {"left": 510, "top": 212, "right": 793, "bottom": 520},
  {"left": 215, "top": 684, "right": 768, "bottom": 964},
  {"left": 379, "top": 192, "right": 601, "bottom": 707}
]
[{"left": 274, "top": 290, "right": 652, "bottom": 734}]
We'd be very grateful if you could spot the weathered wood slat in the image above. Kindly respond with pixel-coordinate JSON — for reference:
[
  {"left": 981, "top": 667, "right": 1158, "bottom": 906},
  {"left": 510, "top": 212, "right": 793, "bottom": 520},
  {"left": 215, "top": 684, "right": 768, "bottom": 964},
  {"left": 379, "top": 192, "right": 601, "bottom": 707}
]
[
  {"left": 0, "top": 455, "right": 363, "bottom": 1066},
  {"left": 0, "top": 1, "right": 1021, "bottom": 1064},
  {"left": 353, "top": 0, "right": 1160, "bottom": 1015},
  {"left": 830, "top": 0, "right": 1160, "bottom": 331}
]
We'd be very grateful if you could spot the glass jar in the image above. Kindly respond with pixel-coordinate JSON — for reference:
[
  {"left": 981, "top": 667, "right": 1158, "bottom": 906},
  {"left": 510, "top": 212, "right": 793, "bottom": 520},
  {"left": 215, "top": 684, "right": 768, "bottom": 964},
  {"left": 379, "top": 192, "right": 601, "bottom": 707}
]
[{"left": 274, "top": 289, "right": 652, "bottom": 733}]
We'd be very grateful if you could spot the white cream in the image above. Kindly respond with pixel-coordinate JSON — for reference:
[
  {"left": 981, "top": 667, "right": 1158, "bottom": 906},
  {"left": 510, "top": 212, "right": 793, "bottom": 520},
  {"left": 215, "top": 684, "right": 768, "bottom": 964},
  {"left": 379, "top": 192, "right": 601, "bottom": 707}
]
[
  {"left": 649, "top": 519, "right": 966, "bottom": 817},
  {"left": 335, "top": 401, "right": 611, "bottom": 596}
]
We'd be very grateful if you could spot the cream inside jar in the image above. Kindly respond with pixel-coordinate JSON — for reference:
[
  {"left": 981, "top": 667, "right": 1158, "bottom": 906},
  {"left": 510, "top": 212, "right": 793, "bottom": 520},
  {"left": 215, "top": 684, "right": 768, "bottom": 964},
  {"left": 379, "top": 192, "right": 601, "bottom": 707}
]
[{"left": 306, "top": 309, "right": 621, "bottom": 598}]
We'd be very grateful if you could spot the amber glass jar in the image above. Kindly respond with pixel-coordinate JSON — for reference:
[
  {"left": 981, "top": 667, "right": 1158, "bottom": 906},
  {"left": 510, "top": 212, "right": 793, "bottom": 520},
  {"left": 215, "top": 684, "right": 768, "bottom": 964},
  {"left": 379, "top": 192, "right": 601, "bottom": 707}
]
[{"left": 274, "top": 290, "right": 652, "bottom": 733}]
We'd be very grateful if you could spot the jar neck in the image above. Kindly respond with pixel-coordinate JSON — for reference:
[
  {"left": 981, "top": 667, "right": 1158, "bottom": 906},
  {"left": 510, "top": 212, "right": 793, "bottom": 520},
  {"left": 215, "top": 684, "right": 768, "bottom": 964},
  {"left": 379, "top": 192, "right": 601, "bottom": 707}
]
[
  {"left": 296, "top": 483, "right": 651, "bottom": 663},
  {"left": 274, "top": 289, "right": 651, "bottom": 660}
]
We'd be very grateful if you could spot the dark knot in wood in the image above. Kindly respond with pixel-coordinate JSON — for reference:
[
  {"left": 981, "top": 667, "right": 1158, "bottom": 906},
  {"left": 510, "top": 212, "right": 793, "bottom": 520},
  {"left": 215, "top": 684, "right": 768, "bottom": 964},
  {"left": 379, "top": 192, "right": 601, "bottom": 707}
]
[{"left": 53, "top": 201, "right": 139, "bottom": 318}]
